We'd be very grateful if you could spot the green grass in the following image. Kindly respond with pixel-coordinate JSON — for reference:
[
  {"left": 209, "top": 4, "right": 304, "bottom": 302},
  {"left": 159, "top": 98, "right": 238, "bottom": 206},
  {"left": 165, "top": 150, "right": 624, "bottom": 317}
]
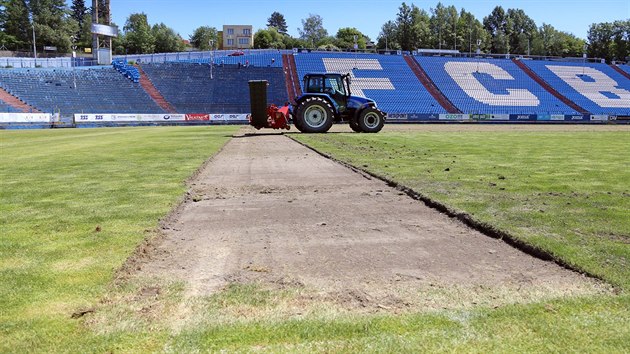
[
  {"left": 0, "top": 126, "right": 237, "bottom": 352},
  {"left": 293, "top": 128, "right": 630, "bottom": 290},
  {"left": 2, "top": 126, "right": 629, "bottom": 353}
]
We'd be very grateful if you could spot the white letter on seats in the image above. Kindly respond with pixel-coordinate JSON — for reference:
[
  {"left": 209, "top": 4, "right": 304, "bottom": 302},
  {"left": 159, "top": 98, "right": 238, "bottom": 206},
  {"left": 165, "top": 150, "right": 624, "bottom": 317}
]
[
  {"left": 444, "top": 62, "right": 540, "bottom": 106},
  {"left": 546, "top": 65, "right": 630, "bottom": 108},
  {"left": 322, "top": 58, "right": 394, "bottom": 97}
]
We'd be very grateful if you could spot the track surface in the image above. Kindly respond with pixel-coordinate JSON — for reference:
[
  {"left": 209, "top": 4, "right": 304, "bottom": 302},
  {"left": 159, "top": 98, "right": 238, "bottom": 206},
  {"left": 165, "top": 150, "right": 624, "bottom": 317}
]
[{"left": 138, "top": 129, "right": 604, "bottom": 310}]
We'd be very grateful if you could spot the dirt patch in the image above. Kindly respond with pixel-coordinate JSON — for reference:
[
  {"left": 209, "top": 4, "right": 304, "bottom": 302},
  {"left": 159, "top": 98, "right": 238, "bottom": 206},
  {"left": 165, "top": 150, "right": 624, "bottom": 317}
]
[{"left": 132, "top": 127, "right": 608, "bottom": 315}]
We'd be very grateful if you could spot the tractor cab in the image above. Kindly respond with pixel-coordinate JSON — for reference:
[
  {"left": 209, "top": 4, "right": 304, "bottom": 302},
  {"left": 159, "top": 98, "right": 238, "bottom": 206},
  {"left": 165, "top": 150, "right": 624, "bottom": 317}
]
[{"left": 303, "top": 73, "right": 350, "bottom": 110}]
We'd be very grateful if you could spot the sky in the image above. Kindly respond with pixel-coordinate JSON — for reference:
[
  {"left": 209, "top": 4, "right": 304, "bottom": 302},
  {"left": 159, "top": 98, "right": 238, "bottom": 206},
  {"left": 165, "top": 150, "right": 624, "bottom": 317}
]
[{"left": 79, "top": 0, "right": 629, "bottom": 41}]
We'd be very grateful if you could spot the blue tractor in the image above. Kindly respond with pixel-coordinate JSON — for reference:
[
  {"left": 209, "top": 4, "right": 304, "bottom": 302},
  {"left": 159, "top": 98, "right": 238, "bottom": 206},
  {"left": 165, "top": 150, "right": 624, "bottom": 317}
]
[
  {"left": 293, "top": 73, "right": 385, "bottom": 133},
  {"left": 249, "top": 73, "right": 386, "bottom": 133}
]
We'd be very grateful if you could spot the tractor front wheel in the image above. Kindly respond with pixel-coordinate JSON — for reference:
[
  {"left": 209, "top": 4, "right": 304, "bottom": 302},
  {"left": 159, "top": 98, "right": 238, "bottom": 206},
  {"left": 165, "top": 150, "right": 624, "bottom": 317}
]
[
  {"left": 349, "top": 118, "right": 362, "bottom": 132},
  {"left": 357, "top": 107, "right": 385, "bottom": 133},
  {"left": 295, "top": 97, "right": 334, "bottom": 133}
]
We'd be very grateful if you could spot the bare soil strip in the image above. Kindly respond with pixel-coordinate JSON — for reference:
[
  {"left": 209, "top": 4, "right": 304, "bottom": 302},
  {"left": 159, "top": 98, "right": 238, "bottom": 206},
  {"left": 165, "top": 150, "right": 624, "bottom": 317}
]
[{"left": 135, "top": 128, "right": 607, "bottom": 312}]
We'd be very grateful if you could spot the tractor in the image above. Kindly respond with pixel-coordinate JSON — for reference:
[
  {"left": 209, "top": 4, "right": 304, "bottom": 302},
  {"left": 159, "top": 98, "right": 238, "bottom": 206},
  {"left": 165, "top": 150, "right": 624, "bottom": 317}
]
[{"left": 249, "top": 73, "right": 386, "bottom": 133}]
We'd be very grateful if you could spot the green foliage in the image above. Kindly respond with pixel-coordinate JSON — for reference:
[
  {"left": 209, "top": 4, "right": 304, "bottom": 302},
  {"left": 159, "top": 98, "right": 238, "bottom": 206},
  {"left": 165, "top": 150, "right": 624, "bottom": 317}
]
[
  {"left": 190, "top": 25, "right": 217, "bottom": 51},
  {"left": 2, "top": 0, "right": 30, "bottom": 50},
  {"left": 429, "top": 2, "right": 459, "bottom": 50},
  {"left": 266, "top": 11, "right": 287, "bottom": 34},
  {"left": 376, "top": 20, "right": 400, "bottom": 50},
  {"left": 253, "top": 27, "right": 287, "bottom": 49},
  {"left": 334, "top": 27, "right": 367, "bottom": 50},
  {"left": 152, "top": 22, "right": 184, "bottom": 53},
  {"left": 123, "top": 12, "right": 154, "bottom": 54},
  {"left": 317, "top": 42, "right": 340, "bottom": 51},
  {"left": 588, "top": 20, "right": 630, "bottom": 62},
  {"left": 30, "top": 0, "right": 77, "bottom": 53},
  {"left": 299, "top": 13, "right": 328, "bottom": 47},
  {"left": 537, "top": 23, "right": 585, "bottom": 57},
  {"left": 70, "top": 0, "right": 86, "bottom": 26},
  {"left": 458, "top": 9, "right": 490, "bottom": 53}
]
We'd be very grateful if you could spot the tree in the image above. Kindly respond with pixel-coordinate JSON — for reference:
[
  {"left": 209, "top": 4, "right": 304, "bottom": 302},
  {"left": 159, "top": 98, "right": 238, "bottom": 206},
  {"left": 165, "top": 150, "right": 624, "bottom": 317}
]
[
  {"left": 31, "top": 0, "right": 77, "bottom": 53},
  {"left": 395, "top": 2, "right": 414, "bottom": 50},
  {"left": 190, "top": 26, "right": 217, "bottom": 50},
  {"left": 253, "top": 27, "right": 286, "bottom": 49},
  {"left": 71, "top": 0, "right": 86, "bottom": 25},
  {"left": 299, "top": 13, "right": 328, "bottom": 47},
  {"left": 588, "top": 22, "right": 614, "bottom": 60},
  {"left": 335, "top": 27, "right": 367, "bottom": 50},
  {"left": 483, "top": 5, "right": 509, "bottom": 53},
  {"left": 267, "top": 11, "right": 287, "bottom": 34},
  {"left": 610, "top": 20, "right": 630, "bottom": 62},
  {"left": 506, "top": 9, "right": 537, "bottom": 54},
  {"left": 376, "top": 20, "right": 400, "bottom": 50},
  {"left": 152, "top": 23, "right": 184, "bottom": 53},
  {"left": 589, "top": 20, "right": 630, "bottom": 62},
  {"left": 70, "top": 0, "right": 88, "bottom": 46},
  {"left": 123, "top": 13, "right": 154, "bottom": 54},
  {"left": 2, "top": 0, "right": 30, "bottom": 50},
  {"left": 457, "top": 9, "right": 490, "bottom": 53},
  {"left": 429, "top": 2, "right": 458, "bottom": 50},
  {"left": 411, "top": 5, "right": 431, "bottom": 49}
]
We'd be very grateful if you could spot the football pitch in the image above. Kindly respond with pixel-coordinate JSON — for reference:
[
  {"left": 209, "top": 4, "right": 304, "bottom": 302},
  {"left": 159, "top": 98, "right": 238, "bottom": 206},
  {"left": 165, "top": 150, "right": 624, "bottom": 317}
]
[{"left": 1, "top": 125, "right": 628, "bottom": 352}]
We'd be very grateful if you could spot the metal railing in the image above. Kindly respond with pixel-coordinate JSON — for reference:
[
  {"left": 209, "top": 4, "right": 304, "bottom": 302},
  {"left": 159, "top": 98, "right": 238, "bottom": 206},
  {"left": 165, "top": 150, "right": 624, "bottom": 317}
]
[{"left": 0, "top": 57, "right": 99, "bottom": 68}]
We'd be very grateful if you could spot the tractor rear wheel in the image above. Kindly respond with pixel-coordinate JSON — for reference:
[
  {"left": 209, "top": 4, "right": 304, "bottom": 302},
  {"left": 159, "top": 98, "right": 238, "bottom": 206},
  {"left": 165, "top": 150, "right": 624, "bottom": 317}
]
[
  {"left": 357, "top": 107, "right": 385, "bottom": 133},
  {"left": 295, "top": 97, "right": 334, "bottom": 133}
]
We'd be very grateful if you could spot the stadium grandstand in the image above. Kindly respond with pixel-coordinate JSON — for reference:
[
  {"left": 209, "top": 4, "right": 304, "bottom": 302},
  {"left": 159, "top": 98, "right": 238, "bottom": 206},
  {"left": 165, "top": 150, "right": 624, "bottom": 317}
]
[{"left": 1, "top": 50, "right": 629, "bottom": 128}]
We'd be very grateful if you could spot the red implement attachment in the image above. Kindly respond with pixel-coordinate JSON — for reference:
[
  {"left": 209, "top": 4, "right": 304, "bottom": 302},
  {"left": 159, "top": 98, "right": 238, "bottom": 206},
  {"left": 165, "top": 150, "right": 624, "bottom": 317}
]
[{"left": 249, "top": 104, "right": 290, "bottom": 130}]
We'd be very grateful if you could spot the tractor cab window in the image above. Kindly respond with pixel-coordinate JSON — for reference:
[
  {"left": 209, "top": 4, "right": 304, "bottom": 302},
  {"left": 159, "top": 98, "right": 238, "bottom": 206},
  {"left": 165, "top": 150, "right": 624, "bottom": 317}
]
[
  {"left": 307, "top": 77, "right": 323, "bottom": 93},
  {"left": 325, "top": 76, "right": 346, "bottom": 96}
]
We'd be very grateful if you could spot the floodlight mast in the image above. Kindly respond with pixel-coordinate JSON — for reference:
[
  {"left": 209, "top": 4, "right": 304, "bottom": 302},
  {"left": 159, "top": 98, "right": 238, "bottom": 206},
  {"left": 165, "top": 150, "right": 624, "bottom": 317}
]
[{"left": 92, "top": 0, "right": 112, "bottom": 61}]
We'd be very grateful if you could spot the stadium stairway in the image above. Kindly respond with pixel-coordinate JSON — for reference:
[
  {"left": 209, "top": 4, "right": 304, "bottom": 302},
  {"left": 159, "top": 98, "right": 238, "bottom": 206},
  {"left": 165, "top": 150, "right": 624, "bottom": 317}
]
[
  {"left": 136, "top": 65, "right": 177, "bottom": 113},
  {"left": 610, "top": 64, "right": 630, "bottom": 80},
  {"left": 512, "top": 58, "right": 589, "bottom": 114},
  {"left": 405, "top": 55, "right": 462, "bottom": 114},
  {"left": 282, "top": 54, "right": 301, "bottom": 104},
  {"left": 0, "top": 86, "right": 41, "bottom": 113}
]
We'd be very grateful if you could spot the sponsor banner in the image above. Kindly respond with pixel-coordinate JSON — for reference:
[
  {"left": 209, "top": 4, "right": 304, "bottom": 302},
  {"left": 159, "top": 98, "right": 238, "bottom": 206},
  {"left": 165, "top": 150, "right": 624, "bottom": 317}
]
[
  {"left": 0, "top": 113, "right": 52, "bottom": 123},
  {"left": 74, "top": 114, "right": 185, "bottom": 122},
  {"left": 613, "top": 115, "right": 630, "bottom": 121},
  {"left": 407, "top": 113, "right": 440, "bottom": 120},
  {"left": 473, "top": 114, "right": 510, "bottom": 121},
  {"left": 439, "top": 113, "right": 470, "bottom": 120},
  {"left": 509, "top": 114, "right": 537, "bottom": 121},
  {"left": 209, "top": 114, "right": 249, "bottom": 121},
  {"left": 566, "top": 114, "right": 588, "bottom": 121},
  {"left": 387, "top": 113, "right": 408, "bottom": 120},
  {"left": 550, "top": 114, "right": 565, "bottom": 121},
  {"left": 185, "top": 114, "right": 210, "bottom": 121},
  {"left": 590, "top": 114, "right": 609, "bottom": 121},
  {"left": 91, "top": 23, "right": 119, "bottom": 37}
]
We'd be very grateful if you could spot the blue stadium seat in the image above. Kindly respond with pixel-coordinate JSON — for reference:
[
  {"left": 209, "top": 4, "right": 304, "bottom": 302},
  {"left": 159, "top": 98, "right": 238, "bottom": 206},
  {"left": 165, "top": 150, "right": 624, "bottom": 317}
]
[
  {"left": 293, "top": 52, "right": 446, "bottom": 114},
  {"left": 141, "top": 63, "right": 287, "bottom": 113},
  {"left": 0, "top": 67, "right": 163, "bottom": 115}
]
